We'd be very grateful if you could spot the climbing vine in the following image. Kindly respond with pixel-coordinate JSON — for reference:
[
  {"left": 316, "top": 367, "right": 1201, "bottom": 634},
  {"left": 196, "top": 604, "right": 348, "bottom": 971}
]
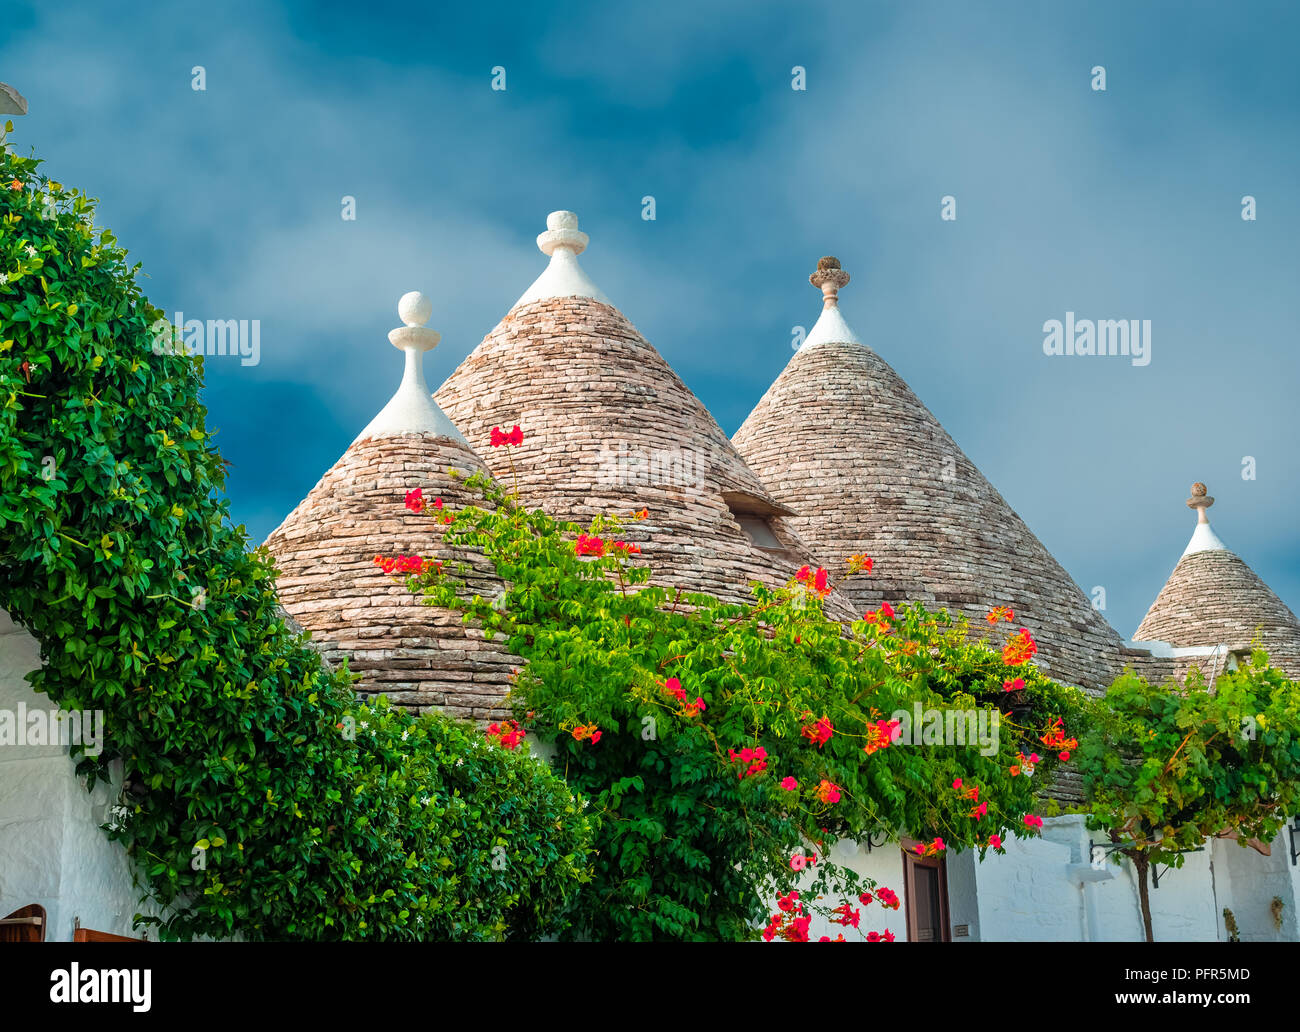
[
  {"left": 0, "top": 135, "right": 593, "bottom": 940},
  {"left": 405, "top": 450, "right": 1091, "bottom": 941}
]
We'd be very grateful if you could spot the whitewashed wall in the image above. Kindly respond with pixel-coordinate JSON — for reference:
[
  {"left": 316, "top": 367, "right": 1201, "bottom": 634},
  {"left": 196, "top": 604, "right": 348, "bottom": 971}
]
[
  {"left": 1213, "top": 830, "right": 1298, "bottom": 942},
  {"left": 0, "top": 609, "right": 148, "bottom": 940}
]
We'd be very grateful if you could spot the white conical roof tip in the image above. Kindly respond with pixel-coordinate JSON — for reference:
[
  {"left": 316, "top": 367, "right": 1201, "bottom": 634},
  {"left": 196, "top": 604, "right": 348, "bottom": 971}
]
[
  {"left": 513, "top": 209, "right": 610, "bottom": 309},
  {"left": 1183, "top": 481, "right": 1228, "bottom": 556},
  {"left": 354, "top": 291, "right": 467, "bottom": 445},
  {"left": 800, "top": 256, "right": 861, "bottom": 350}
]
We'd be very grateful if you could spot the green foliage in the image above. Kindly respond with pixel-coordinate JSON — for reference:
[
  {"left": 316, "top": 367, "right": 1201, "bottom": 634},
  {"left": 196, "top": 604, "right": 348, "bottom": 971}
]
[
  {"left": 1080, "top": 654, "right": 1300, "bottom": 864},
  {"left": 414, "top": 470, "right": 1089, "bottom": 941},
  {"left": 0, "top": 141, "right": 593, "bottom": 940}
]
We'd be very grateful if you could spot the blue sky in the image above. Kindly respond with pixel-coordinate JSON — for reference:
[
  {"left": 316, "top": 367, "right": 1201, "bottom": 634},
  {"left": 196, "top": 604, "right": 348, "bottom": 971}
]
[{"left": 3, "top": 0, "right": 1297, "bottom": 640}]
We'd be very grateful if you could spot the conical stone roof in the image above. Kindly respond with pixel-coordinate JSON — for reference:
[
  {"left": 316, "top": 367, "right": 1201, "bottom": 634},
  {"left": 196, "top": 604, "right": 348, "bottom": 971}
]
[
  {"left": 732, "top": 258, "right": 1155, "bottom": 692},
  {"left": 1134, "top": 483, "right": 1300, "bottom": 680},
  {"left": 265, "top": 292, "right": 513, "bottom": 719},
  {"left": 434, "top": 212, "right": 854, "bottom": 618}
]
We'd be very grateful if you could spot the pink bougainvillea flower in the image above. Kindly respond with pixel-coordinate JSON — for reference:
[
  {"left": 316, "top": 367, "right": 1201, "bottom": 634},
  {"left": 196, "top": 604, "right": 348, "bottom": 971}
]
[
  {"left": 404, "top": 488, "right": 425, "bottom": 513},
  {"left": 781, "top": 776, "right": 798, "bottom": 791}
]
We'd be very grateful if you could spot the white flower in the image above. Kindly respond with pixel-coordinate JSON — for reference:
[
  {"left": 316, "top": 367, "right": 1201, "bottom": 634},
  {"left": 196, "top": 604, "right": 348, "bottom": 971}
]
[
  {"left": 455, "top": 758, "right": 464, "bottom": 767},
  {"left": 359, "top": 720, "right": 369, "bottom": 730},
  {"left": 0, "top": 273, "right": 8, "bottom": 284},
  {"left": 420, "top": 795, "right": 431, "bottom": 805},
  {"left": 401, "top": 729, "right": 409, "bottom": 741},
  {"left": 24, "top": 244, "right": 36, "bottom": 257}
]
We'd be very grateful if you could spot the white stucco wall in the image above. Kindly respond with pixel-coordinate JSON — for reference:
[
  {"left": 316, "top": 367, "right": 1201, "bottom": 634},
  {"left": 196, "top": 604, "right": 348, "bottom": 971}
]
[
  {"left": 1213, "top": 831, "right": 1298, "bottom": 942},
  {"left": 970, "top": 814, "right": 1221, "bottom": 942},
  {"left": 0, "top": 608, "right": 149, "bottom": 940}
]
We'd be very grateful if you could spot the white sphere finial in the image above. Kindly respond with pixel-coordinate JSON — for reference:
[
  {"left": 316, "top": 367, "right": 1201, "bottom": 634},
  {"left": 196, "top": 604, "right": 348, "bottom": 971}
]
[
  {"left": 538, "top": 210, "right": 589, "bottom": 257},
  {"left": 398, "top": 290, "right": 433, "bottom": 327}
]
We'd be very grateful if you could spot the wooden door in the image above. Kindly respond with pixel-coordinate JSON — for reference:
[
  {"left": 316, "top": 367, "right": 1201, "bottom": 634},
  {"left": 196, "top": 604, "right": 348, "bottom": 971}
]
[{"left": 902, "top": 849, "right": 952, "bottom": 942}]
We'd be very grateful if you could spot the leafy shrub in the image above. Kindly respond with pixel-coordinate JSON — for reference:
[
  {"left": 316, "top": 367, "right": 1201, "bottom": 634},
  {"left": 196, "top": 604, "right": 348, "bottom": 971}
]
[{"left": 0, "top": 133, "right": 592, "bottom": 940}]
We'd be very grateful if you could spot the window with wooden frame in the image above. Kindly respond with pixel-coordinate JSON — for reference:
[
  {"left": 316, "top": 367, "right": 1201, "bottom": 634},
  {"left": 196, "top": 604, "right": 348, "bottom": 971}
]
[
  {"left": 901, "top": 847, "right": 952, "bottom": 942},
  {"left": 0, "top": 904, "right": 47, "bottom": 942}
]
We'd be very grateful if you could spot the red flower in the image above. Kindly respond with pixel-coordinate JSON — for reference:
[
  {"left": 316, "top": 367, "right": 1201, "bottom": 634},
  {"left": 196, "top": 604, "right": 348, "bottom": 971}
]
[
  {"left": 880, "top": 601, "right": 895, "bottom": 619},
  {"left": 987, "top": 606, "right": 1014, "bottom": 625},
  {"left": 485, "top": 719, "right": 526, "bottom": 750},
  {"left": 777, "top": 890, "right": 799, "bottom": 913},
  {"left": 780, "top": 776, "right": 798, "bottom": 791},
  {"left": 571, "top": 722, "right": 602, "bottom": 744},
  {"left": 847, "top": 554, "right": 873, "bottom": 574},
  {"left": 989, "top": 834, "right": 1002, "bottom": 849},
  {"left": 404, "top": 488, "right": 425, "bottom": 513},
  {"left": 575, "top": 533, "right": 606, "bottom": 557},
  {"left": 875, "top": 887, "right": 900, "bottom": 910},
  {"left": 1002, "top": 627, "right": 1038, "bottom": 666},
  {"left": 814, "top": 779, "right": 841, "bottom": 805},
  {"left": 490, "top": 425, "right": 524, "bottom": 448},
  {"left": 801, "top": 716, "right": 834, "bottom": 747},
  {"left": 831, "top": 904, "right": 861, "bottom": 929},
  {"left": 1003, "top": 677, "right": 1025, "bottom": 692},
  {"left": 1023, "top": 814, "right": 1044, "bottom": 830}
]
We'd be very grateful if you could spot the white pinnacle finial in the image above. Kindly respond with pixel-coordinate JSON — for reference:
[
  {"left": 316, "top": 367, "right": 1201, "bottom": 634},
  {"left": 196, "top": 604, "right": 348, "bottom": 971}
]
[
  {"left": 537, "top": 210, "right": 589, "bottom": 256},
  {"left": 1182, "top": 482, "right": 1228, "bottom": 556},
  {"left": 513, "top": 209, "right": 609, "bottom": 309},
  {"left": 398, "top": 290, "right": 433, "bottom": 327},
  {"left": 799, "top": 256, "right": 861, "bottom": 351},
  {"left": 354, "top": 292, "right": 466, "bottom": 444}
]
